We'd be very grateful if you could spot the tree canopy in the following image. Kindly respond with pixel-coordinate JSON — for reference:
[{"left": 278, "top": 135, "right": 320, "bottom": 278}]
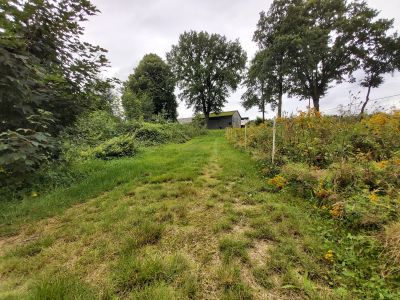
[
  {"left": 252, "top": 0, "right": 399, "bottom": 113},
  {"left": 167, "top": 31, "right": 246, "bottom": 122},
  {"left": 0, "top": 0, "right": 112, "bottom": 181},
  {"left": 349, "top": 1, "right": 400, "bottom": 116},
  {"left": 253, "top": 0, "right": 301, "bottom": 117},
  {"left": 122, "top": 54, "right": 177, "bottom": 121},
  {"left": 241, "top": 50, "right": 277, "bottom": 121}
]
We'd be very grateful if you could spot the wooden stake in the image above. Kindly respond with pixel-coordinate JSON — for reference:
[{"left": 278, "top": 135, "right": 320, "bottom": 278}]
[
  {"left": 244, "top": 124, "right": 247, "bottom": 150},
  {"left": 272, "top": 115, "right": 276, "bottom": 164}
]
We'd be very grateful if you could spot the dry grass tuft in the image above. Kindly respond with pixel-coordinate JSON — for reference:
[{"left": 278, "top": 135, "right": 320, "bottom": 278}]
[{"left": 382, "top": 222, "right": 400, "bottom": 274}]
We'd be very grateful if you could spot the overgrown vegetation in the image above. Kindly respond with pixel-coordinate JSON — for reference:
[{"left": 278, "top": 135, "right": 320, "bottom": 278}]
[
  {"left": 227, "top": 111, "right": 400, "bottom": 298},
  {"left": 0, "top": 0, "right": 116, "bottom": 190},
  {"left": 0, "top": 1, "right": 206, "bottom": 201},
  {"left": 1, "top": 109, "right": 206, "bottom": 200}
]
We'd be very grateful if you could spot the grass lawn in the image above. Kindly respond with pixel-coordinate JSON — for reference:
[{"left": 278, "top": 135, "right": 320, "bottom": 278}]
[{"left": 0, "top": 130, "right": 386, "bottom": 299}]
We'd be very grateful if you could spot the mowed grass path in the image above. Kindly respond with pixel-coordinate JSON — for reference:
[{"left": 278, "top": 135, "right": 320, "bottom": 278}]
[{"left": 1, "top": 131, "right": 335, "bottom": 299}]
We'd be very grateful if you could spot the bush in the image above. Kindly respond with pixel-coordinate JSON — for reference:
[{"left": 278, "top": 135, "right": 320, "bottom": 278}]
[
  {"left": 92, "top": 135, "right": 137, "bottom": 160},
  {"left": 133, "top": 122, "right": 201, "bottom": 146},
  {"left": 230, "top": 111, "right": 400, "bottom": 232},
  {"left": 2, "top": 110, "right": 206, "bottom": 199},
  {"left": 134, "top": 123, "right": 170, "bottom": 145},
  {"left": 67, "top": 110, "right": 122, "bottom": 146},
  {"left": 0, "top": 129, "right": 57, "bottom": 188}
]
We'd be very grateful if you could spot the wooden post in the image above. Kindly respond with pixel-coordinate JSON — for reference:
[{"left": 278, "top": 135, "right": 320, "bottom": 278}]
[
  {"left": 272, "top": 114, "right": 276, "bottom": 164},
  {"left": 244, "top": 124, "right": 247, "bottom": 150}
]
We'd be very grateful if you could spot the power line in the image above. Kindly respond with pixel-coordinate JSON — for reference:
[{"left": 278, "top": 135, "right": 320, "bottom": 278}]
[
  {"left": 370, "top": 93, "right": 400, "bottom": 101},
  {"left": 321, "top": 94, "right": 400, "bottom": 113}
]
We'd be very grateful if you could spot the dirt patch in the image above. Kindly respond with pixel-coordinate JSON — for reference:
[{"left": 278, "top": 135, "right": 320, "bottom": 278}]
[
  {"left": 231, "top": 223, "right": 250, "bottom": 235},
  {"left": 249, "top": 240, "right": 272, "bottom": 267},
  {"left": 240, "top": 265, "right": 279, "bottom": 300}
]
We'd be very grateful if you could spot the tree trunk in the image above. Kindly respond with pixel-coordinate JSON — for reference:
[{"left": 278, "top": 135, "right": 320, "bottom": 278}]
[
  {"left": 278, "top": 58, "right": 283, "bottom": 118},
  {"left": 261, "top": 81, "right": 265, "bottom": 122},
  {"left": 201, "top": 96, "right": 209, "bottom": 128},
  {"left": 204, "top": 114, "right": 210, "bottom": 129},
  {"left": 312, "top": 68, "right": 319, "bottom": 112},
  {"left": 262, "top": 103, "right": 265, "bottom": 122},
  {"left": 312, "top": 95, "right": 320, "bottom": 112},
  {"left": 278, "top": 68, "right": 283, "bottom": 118},
  {"left": 360, "top": 85, "right": 372, "bottom": 119}
]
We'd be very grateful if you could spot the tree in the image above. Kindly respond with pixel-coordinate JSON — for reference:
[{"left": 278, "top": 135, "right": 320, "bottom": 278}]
[
  {"left": 0, "top": 0, "right": 110, "bottom": 133},
  {"left": 349, "top": 1, "right": 400, "bottom": 116},
  {"left": 256, "top": 0, "right": 382, "bottom": 112},
  {"left": 122, "top": 54, "right": 177, "bottom": 121},
  {"left": 254, "top": 0, "right": 400, "bottom": 113},
  {"left": 242, "top": 50, "right": 277, "bottom": 121},
  {"left": 253, "top": 0, "right": 301, "bottom": 117},
  {"left": 121, "top": 88, "right": 154, "bottom": 121},
  {"left": 167, "top": 31, "right": 246, "bottom": 124},
  {"left": 0, "top": 0, "right": 110, "bottom": 183},
  {"left": 287, "top": 0, "right": 359, "bottom": 112}
]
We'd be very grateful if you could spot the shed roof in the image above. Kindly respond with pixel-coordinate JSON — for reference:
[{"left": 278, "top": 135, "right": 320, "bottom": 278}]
[{"left": 209, "top": 111, "right": 239, "bottom": 118}]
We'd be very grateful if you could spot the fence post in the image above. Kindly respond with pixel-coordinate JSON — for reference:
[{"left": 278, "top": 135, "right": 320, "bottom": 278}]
[
  {"left": 244, "top": 124, "right": 247, "bottom": 150},
  {"left": 272, "top": 115, "right": 276, "bottom": 164}
]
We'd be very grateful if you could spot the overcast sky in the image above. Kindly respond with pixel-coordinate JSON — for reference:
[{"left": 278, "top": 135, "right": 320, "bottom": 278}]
[{"left": 83, "top": 0, "right": 400, "bottom": 119}]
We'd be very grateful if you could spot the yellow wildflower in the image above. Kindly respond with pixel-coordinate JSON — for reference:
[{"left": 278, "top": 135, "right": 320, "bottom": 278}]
[
  {"left": 31, "top": 191, "right": 38, "bottom": 197},
  {"left": 330, "top": 203, "right": 343, "bottom": 218},
  {"left": 267, "top": 175, "right": 288, "bottom": 190},
  {"left": 324, "top": 250, "right": 334, "bottom": 263},
  {"left": 369, "top": 192, "right": 379, "bottom": 202},
  {"left": 376, "top": 160, "right": 388, "bottom": 170}
]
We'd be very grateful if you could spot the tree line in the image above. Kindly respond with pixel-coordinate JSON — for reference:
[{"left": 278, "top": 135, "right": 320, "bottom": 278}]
[
  {"left": 122, "top": 0, "right": 399, "bottom": 123},
  {"left": 243, "top": 0, "right": 400, "bottom": 119}
]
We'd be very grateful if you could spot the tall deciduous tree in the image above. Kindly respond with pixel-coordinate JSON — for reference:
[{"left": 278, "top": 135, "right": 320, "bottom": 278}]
[
  {"left": 255, "top": 0, "right": 397, "bottom": 113},
  {"left": 242, "top": 50, "right": 277, "bottom": 121},
  {"left": 286, "top": 0, "right": 356, "bottom": 112},
  {"left": 167, "top": 31, "right": 246, "bottom": 124},
  {"left": 349, "top": 1, "right": 400, "bottom": 116},
  {"left": 122, "top": 54, "right": 177, "bottom": 121},
  {"left": 253, "top": 0, "right": 301, "bottom": 117}
]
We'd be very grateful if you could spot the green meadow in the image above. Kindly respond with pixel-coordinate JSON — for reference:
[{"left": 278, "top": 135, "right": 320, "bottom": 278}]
[{"left": 2, "top": 131, "right": 396, "bottom": 299}]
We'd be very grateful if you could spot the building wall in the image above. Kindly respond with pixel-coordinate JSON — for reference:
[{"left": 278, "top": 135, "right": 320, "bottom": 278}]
[
  {"left": 232, "top": 111, "right": 241, "bottom": 128},
  {"left": 207, "top": 116, "right": 232, "bottom": 129},
  {"left": 207, "top": 112, "right": 241, "bottom": 129}
]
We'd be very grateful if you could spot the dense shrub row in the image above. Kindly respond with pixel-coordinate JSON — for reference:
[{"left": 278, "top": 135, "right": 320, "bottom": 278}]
[
  {"left": 1, "top": 110, "right": 206, "bottom": 199},
  {"left": 64, "top": 111, "right": 206, "bottom": 160},
  {"left": 227, "top": 111, "right": 400, "bottom": 296}
]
